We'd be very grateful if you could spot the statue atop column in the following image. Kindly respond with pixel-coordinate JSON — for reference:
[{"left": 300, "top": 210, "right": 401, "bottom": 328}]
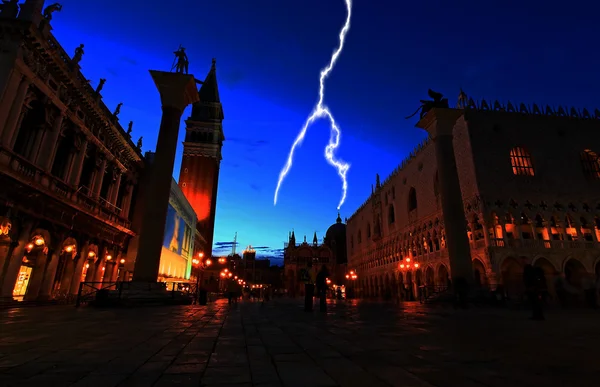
[
  {"left": 127, "top": 121, "right": 133, "bottom": 136},
  {"left": 0, "top": 0, "right": 19, "bottom": 19},
  {"left": 42, "top": 3, "right": 62, "bottom": 22},
  {"left": 72, "top": 43, "right": 84, "bottom": 66},
  {"left": 136, "top": 136, "right": 143, "bottom": 151},
  {"left": 405, "top": 89, "right": 449, "bottom": 120},
  {"left": 113, "top": 102, "right": 123, "bottom": 117},
  {"left": 172, "top": 45, "right": 189, "bottom": 74},
  {"left": 376, "top": 173, "right": 380, "bottom": 188},
  {"left": 95, "top": 78, "right": 106, "bottom": 94}
]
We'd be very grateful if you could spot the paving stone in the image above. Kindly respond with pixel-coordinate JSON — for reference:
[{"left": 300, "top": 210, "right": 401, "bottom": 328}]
[{"left": 202, "top": 366, "right": 252, "bottom": 384}]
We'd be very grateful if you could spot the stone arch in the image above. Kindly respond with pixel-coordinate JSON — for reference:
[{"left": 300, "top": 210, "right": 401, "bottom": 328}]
[
  {"left": 472, "top": 258, "right": 487, "bottom": 288},
  {"left": 12, "top": 94, "right": 48, "bottom": 158},
  {"left": 408, "top": 187, "right": 417, "bottom": 212},
  {"left": 500, "top": 256, "right": 524, "bottom": 298},
  {"left": 436, "top": 264, "right": 449, "bottom": 287},
  {"left": 563, "top": 258, "right": 587, "bottom": 289},
  {"left": 425, "top": 266, "right": 435, "bottom": 286},
  {"left": 28, "top": 227, "right": 52, "bottom": 248},
  {"left": 532, "top": 257, "right": 558, "bottom": 300}
]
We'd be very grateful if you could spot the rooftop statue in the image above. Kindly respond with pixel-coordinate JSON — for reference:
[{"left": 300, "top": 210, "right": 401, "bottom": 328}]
[
  {"left": 172, "top": 45, "right": 189, "bottom": 74},
  {"left": 457, "top": 88, "right": 468, "bottom": 109},
  {"left": 405, "top": 89, "right": 449, "bottom": 120},
  {"left": 95, "top": 78, "right": 106, "bottom": 94},
  {"left": 0, "top": 0, "right": 19, "bottom": 19},
  {"left": 43, "top": 3, "right": 62, "bottom": 22},
  {"left": 72, "top": 43, "right": 84, "bottom": 66},
  {"left": 136, "top": 136, "right": 143, "bottom": 150},
  {"left": 113, "top": 102, "right": 123, "bottom": 117},
  {"left": 127, "top": 121, "right": 133, "bottom": 135}
]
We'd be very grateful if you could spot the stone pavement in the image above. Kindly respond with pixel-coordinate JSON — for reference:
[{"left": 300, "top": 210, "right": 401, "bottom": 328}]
[{"left": 1, "top": 299, "right": 599, "bottom": 387}]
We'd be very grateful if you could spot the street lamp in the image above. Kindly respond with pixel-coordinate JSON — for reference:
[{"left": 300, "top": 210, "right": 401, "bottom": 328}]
[
  {"left": 345, "top": 270, "right": 358, "bottom": 298},
  {"left": 193, "top": 252, "right": 211, "bottom": 304}
]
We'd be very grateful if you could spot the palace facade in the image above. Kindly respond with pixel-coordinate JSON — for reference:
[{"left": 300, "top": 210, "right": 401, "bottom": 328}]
[
  {"left": 347, "top": 96, "right": 600, "bottom": 302},
  {"left": 0, "top": 2, "right": 143, "bottom": 301}
]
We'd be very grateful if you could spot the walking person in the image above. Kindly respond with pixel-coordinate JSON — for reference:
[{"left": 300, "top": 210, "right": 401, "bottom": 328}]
[{"left": 316, "top": 265, "right": 330, "bottom": 312}]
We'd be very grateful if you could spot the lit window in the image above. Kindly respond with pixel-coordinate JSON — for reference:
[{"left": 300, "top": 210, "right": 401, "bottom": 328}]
[
  {"left": 510, "top": 147, "right": 535, "bottom": 176},
  {"left": 581, "top": 150, "right": 600, "bottom": 179}
]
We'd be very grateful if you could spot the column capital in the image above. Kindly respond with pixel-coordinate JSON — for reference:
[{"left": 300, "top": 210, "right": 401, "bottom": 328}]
[
  {"left": 415, "top": 108, "right": 465, "bottom": 139},
  {"left": 149, "top": 71, "right": 200, "bottom": 111}
]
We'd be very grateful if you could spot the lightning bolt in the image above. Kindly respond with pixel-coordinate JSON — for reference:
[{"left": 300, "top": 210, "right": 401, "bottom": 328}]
[{"left": 274, "top": 0, "right": 352, "bottom": 210}]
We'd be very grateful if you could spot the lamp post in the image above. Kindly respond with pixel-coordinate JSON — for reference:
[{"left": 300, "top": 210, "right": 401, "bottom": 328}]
[
  {"left": 345, "top": 270, "right": 358, "bottom": 299},
  {"left": 398, "top": 258, "right": 420, "bottom": 301},
  {"left": 192, "top": 252, "right": 211, "bottom": 305}
]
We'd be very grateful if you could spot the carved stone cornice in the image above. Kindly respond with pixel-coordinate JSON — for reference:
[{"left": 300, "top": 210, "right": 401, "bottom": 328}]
[{"left": 181, "top": 142, "right": 222, "bottom": 160}]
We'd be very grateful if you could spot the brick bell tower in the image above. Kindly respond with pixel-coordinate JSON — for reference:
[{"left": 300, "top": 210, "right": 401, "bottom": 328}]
[{"left": 178, "top": 59, "right": 224, "bottom": 256}]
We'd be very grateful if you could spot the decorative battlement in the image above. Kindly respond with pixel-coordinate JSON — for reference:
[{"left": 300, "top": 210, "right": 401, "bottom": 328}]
[
  {"left": 348, "top": 137, "right": 432, "bottom": 222},
  {"left": 462, "top": 96, "right": 600, "bottom": 120}
]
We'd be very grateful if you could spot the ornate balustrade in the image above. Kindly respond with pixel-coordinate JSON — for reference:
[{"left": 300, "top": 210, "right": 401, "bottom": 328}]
[{"left": 0, "top": 147, "right": 131, "bottom": 230}]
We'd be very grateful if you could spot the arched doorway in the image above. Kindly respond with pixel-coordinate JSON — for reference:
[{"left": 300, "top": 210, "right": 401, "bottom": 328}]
[
  {"left": 472, "top": 259, "right": 487, "bottom": 289},
  {"left": 437, "top": 264, "right": 449, "bottom": 289},
  {"left": 533, "top": 257, "right": 557, "bottom": 301},
  {"left": 501, "top": 257, "right": 524, "bottom": 299},
  {"left": 564, "top": 258, "right": 586, "bottom": 289}
]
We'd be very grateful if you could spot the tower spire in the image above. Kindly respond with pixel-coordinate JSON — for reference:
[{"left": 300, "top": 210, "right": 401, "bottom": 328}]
[{"left": 313, "top": 231, "right": 318, "bottom": 245}]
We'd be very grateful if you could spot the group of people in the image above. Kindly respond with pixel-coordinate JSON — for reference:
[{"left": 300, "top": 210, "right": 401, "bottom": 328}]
[{"left": 226, "top": 280, "right": 272, "bottom": 305}]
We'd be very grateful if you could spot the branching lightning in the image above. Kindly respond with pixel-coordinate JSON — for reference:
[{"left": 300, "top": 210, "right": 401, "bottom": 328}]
[{"left": 274, "top": 0, "right": 352, "bottom": 210}]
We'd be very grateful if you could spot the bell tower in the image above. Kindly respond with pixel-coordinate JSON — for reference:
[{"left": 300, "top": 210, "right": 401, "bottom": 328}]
[{"left": 178, "top": 59, "right": 224, "bottom": 256}]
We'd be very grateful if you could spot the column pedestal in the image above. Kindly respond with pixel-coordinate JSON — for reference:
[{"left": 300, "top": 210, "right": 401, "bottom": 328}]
[
  {"left": 132, "top": 71, "right": 199, "bottom": 282},
  {"left": 416, "top": 108, "right": 474, "bottom": 286}
]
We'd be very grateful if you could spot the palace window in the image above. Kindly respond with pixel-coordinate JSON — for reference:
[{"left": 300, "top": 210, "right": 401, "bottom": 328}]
[
  {"left": 509, "top": 147, "right": 535, "bottom": 176},
  {"left": 388, "top": 205, "right": 395, "bottom": 224},
  {"left": 580, "top": 150, "right": 600, "bottom": 179},
  {"left": 408, "top": 187, "right": 417, "bottom": 212}
]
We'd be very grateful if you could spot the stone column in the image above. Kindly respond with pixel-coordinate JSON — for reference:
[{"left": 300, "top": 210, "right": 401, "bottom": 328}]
[
  {"left": 0, "top": 222, "right": 33, "bottom": 300},
  {"left": 0, "top": 241, "right": 11, "bottom": 285},
  {"left": 120, "top": 184, "right": 134, "bottom": 219},
  {"left": 69, "top": 246, "right": 89, "bottom": 295},
  {"left": 69, "top": 137, "right": 89, "bottom": 187},
  {"left": 133, "top": 71, "right": 199, "bottom": 282},
  {"left": 24, "top": 249, "right": 48, "bottom": 301},
  {"left": 0, "top": 67, "right": 22, "bottom": 130},
  {"left": 37, "top": 112, "right": 65, "bottom": 171},
  {"left": 38, "top": 247, "right": 61, "bottom": 300},
  {"left": 1, "top": 77, "right": 30, "bottom": 148},
  {"left": 110, "top": 172, "right": 122, "bottom": 206},
  {"left": 93, "top": 157, "right": 107, "bottom": 198},
  {"left": 416, "top": 109, "right": 473, "bottom": 285},
  {"left": 59, "top": 253, "right": 76, "bottom": 294},
  {"left": 480, "top": 217, "right": 491, "bottom": 248}
]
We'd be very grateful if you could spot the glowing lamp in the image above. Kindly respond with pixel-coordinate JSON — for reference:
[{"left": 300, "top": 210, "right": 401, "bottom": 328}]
[
  {"left": 406, "top": 258, "right": 410, "bottom": 263},
  {"left": 65, "top": 245, "right": 74, "bottom": 253},
  {"left": 345, "top": 274, "right": 349, "bottom": 279},
  {"left": 414, "top": 263, "right": 419, "bottom": 268},
  {"left": 220, "top": 272, "right": 225, "bottom": 278},
  {"left": 85, "top": 263, "right": 90, "bottom": 269},
  {"left": 34, "top": 236, "right": 45, "bottom": 246},
  {"left": 400, "top": 264, "right": 405, "bottom": 269},
  {"left": 228, "top": 272, "right": 232, "bottom": 278},
  {"left": 120, "top": 258, "right": 125, "bottom": 264},
  {"left": 0, "top": 217, "right": 11, "bottom": 236},
  {"left": 102, "top": 267, "right": 105, "bottom": 271},
  {"left": 205, "top": 259, "right": 212, "bottom": 266},
  {"left": 199, "top": 252, "right": 204, "bottom": 258},
  {"left": 192, "top": 258, "right": 199, "bottom": 265},
  {"left": 106, "top": 255, "right": 112, "bottom": 261},
  {"left": 88, "top": 251, "right": 96, "bottom": 258},
  {"left": 234, "top": 276, "right": 238, "bottom": 279},
  {"left": 26, "top": 243, "right": 34, "bottom": 251}
]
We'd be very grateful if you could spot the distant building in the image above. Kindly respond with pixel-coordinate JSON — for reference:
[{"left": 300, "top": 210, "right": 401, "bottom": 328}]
[
  {"left": 157, "top": 178, "right": 197, "bottom": 283},
  {"left": 346, "top": 96, "right": 600, "bottom": 302}
]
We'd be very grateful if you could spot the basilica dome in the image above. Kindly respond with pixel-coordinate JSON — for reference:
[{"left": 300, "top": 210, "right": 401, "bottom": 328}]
[{"left": 325, "top": 213, "right": 347, "bottom": 264}]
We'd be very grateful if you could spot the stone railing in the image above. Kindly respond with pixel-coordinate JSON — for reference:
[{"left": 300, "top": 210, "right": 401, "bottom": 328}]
[
  {"left": 0, "top": 147, "right": 131, "bottom": 230},
  {"left": 490, "top": 238, "right": 599, "bottom": 250}
]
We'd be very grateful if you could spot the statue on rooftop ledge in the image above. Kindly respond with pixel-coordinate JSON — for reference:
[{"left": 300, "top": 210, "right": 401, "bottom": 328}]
[
  {"left": 405, "top": 89, "right": 449, "bottom": 120},
  {"left": 43, "top": 3, "right": 62, "bottom": 22},
  {"left": 72, "top": 43, "right": 84, "bottom": 66},
  {"left": 127, "top": 121, "right": 133, "bottom": 136},
  {"left": 456, "top": 88, "right": 468, "bottom": 109},
  {"left": 113, "top": 102, "right": 123, "bottom": 117},
  {"left": 136, "top": 136, "right": 143, "bottom": 151},
  {"left": 0, "top": 0, "right": 19, "bottom": 19},
  {"left": 172, "top": 45, "right": 189, "bottom": 74},
  {"left": 95, "top": 78, "right": 106, "bottom": 94}
]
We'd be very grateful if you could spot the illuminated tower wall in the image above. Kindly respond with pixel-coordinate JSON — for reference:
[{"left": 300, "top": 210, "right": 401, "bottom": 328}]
[{"left": 178, "top": 59, "right": 224, "bottom": 256}]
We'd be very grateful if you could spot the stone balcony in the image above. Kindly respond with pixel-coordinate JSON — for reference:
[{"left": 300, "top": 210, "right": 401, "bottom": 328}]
[
  {"left": 490, "top": 237, "right": 599, "bottom": 250},
  {"left": 0, "top": 147, "right": 132, "bottom": 231}
]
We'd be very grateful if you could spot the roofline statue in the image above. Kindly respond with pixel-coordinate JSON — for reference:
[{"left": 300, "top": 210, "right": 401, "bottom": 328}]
[
  {"left": 43, "top": 3, "right": 62, "bottom": 22},
  {"left": 0, "top": 0, "right": 20, "bottom": 19},
  {"left": 405, "top": 89, "right": 449, "bottom": 120}
]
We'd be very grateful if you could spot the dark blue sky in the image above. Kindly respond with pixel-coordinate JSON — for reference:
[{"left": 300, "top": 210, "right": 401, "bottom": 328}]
[{"left": 52, "top": 0, "right": 599, "bottom": 263}]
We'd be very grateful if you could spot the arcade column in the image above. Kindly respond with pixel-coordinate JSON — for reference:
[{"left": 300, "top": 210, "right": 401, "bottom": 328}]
[
  {"left": 416, "top": 108, "right": 473, "bottom": 285},
  {"left": 132, "top": 71, "right": 199, "bottom": 282}
]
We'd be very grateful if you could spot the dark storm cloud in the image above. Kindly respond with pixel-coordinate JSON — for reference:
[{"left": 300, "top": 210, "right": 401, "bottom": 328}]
[
  {"left": 252, "top": 246, "right": 270, "bottom": 250},
  {"left": 214, "top": 241, "right": 239, "bottom": 249},
  {"left": 120, "top": 56, "right": 138, "bottom": 66}
]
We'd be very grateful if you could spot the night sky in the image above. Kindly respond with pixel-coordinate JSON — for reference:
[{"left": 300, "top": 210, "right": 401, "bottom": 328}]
[{"left": 51, "top": 0, "right": 600, "bottom": 264}]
